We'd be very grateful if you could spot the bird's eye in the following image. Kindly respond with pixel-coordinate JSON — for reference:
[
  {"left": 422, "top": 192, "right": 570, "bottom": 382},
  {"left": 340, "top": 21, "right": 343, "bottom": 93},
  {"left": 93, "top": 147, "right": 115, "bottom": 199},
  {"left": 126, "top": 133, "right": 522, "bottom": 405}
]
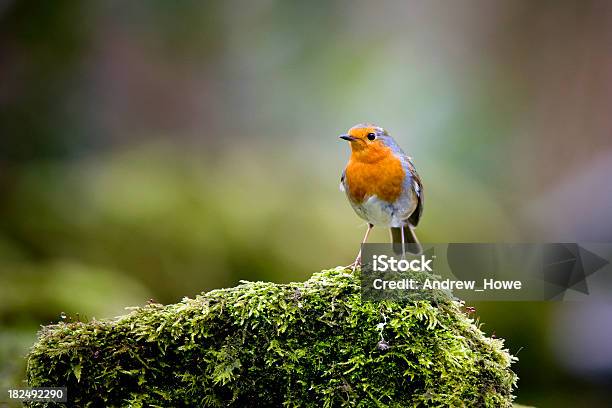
[{"left": 367, "top": 133, "right": 376, "bottom": 140}]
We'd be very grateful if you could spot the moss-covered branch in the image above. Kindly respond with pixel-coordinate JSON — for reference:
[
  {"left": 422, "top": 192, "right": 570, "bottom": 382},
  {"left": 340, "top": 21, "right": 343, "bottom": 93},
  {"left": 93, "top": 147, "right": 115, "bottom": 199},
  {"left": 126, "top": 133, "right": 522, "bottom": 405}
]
[{"left": 26, "top": 267, "right": 517, "bottom": 407}]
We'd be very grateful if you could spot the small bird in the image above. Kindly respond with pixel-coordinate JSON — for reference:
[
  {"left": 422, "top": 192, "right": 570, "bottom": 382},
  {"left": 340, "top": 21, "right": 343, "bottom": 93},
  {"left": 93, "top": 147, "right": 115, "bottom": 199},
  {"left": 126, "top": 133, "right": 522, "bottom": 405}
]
[{"left": 339, "top": 123, "right": 424, "bottom": 268}]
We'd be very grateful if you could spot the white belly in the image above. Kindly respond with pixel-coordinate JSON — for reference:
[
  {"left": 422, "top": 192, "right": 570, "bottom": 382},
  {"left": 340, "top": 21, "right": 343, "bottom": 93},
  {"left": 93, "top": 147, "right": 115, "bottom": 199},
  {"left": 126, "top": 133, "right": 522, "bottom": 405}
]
[
  {"left": 353, "top": 196, "right": 416, "bottom": 227},
  {"left": 359, "top": 196, "right": 393, "bottom": 225},
  {"left": 350, "top": 194, "right": 416, "bottom": 227}
]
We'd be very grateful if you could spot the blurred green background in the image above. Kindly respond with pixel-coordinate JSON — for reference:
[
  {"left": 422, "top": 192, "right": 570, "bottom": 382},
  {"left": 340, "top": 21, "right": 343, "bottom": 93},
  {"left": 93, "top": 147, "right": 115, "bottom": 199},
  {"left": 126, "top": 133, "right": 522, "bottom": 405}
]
[{"left": 1, "top": 1, "right": 612, "bottom": 406}]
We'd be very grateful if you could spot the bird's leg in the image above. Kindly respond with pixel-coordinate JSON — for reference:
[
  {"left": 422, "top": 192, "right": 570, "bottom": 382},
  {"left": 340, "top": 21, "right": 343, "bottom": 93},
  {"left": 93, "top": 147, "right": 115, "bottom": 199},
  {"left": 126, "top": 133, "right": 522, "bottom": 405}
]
[
  {"left": 347, "top": 223, "right": 374, "bottom": 272},
  {"left": 400, "top": 225, "right": 406, "bottom": 260}
]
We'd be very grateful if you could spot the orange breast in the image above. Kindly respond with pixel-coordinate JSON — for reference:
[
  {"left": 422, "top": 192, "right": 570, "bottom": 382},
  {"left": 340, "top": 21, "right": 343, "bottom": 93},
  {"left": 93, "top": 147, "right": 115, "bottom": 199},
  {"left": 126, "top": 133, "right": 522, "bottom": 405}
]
[{"left": 345, "top": 151, "right": 405, "bottom": 204}]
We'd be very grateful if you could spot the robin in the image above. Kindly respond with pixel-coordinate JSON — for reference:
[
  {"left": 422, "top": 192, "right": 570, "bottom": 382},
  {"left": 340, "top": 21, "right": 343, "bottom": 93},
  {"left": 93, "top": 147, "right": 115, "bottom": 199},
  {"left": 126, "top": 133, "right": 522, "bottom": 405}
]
[{"left": 339, "top": 123, "right": 424, "bottom": 269}]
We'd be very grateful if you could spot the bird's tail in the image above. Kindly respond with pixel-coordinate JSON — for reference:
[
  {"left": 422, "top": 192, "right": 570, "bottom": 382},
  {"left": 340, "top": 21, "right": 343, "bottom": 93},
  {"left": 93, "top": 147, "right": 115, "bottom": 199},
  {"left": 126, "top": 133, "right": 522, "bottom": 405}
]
[{"left": 390, "top": 226, "right": 422, "bottom": 255}]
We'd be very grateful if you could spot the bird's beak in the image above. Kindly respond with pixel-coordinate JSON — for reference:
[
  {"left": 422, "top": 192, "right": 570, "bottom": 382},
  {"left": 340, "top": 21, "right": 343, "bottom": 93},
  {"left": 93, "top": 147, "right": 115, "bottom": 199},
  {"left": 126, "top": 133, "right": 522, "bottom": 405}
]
[{"left": 339, "top": 134, "right": 357, "bottom": 141}]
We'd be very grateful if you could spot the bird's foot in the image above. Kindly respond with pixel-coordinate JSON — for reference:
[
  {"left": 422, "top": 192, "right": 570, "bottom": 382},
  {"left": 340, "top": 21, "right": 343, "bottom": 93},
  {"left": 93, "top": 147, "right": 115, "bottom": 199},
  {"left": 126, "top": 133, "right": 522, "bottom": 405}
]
[{"left": 344, "top": 255, "right": 361, "bottom": 273}]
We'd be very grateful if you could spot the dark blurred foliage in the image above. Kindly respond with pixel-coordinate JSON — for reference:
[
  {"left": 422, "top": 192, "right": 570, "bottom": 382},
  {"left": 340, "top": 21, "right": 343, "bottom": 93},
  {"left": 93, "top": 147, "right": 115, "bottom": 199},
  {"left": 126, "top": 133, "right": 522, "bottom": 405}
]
[
  {"left": 0, "top": 0, "right": 87, "bottom": 161},
  {"left": 1, "top": 1, "right": 612, "bottom": 406}
]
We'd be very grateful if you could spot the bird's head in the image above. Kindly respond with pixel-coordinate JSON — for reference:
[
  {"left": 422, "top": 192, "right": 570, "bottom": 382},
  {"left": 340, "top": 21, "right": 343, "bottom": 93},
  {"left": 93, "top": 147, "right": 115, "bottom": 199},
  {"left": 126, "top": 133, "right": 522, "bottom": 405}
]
[{"left": 339, "top": 123, "right": 396, "bottom": 162}]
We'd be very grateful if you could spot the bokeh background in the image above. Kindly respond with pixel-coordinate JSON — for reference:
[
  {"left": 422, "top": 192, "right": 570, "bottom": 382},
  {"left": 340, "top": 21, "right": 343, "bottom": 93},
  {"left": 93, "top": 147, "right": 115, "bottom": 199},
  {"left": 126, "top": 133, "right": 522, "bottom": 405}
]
[{"left": 1, "top": 1, "right": 612, "bottom": 406}]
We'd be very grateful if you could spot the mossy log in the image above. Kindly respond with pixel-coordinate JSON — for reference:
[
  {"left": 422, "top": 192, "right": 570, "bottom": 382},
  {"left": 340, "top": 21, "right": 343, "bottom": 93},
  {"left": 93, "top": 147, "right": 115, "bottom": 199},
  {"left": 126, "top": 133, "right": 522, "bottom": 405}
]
[{"left": 26, "top": 268, "right": 517, "bottom": 407}]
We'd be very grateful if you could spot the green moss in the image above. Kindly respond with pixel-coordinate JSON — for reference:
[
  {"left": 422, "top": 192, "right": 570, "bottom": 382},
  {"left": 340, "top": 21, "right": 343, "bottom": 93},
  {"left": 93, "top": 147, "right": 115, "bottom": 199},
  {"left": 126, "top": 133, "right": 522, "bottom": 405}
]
[{"left": 26, "top": 267, "right": 517, "bottom": 407}]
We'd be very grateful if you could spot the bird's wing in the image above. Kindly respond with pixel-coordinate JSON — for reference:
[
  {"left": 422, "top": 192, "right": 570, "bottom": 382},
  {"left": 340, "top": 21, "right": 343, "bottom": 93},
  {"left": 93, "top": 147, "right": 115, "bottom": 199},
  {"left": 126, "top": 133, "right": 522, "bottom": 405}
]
[
  {"left": 405, "top": 156, "right": 424, "bottom": 227},
  {"left": 339, "top": 168, "right": 347, "bottom": 192}
]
